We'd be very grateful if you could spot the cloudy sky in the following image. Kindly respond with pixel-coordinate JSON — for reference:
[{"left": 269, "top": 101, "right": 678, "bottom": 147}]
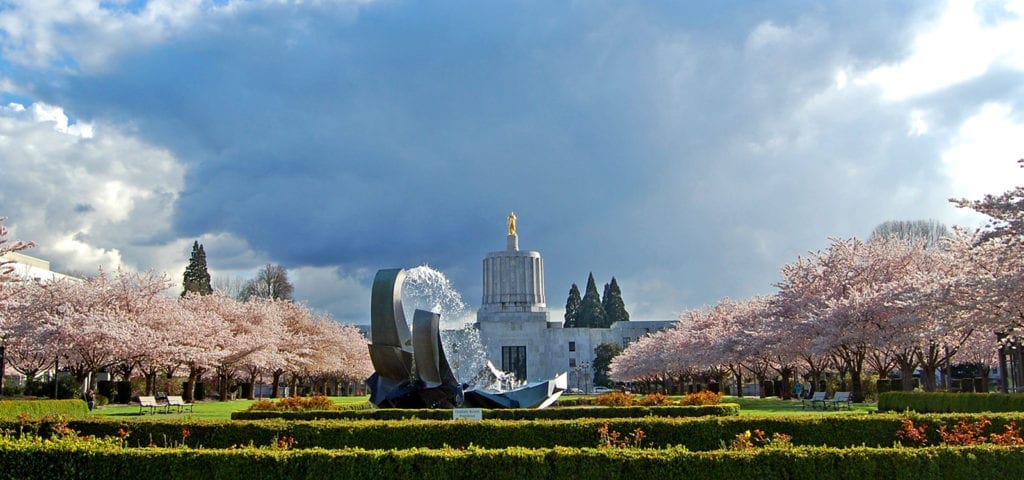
[{"left": 2, "top": 0, "right": 1023, "bottom": 325}]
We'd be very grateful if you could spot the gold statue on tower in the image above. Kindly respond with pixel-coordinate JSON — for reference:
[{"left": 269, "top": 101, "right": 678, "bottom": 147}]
[{"left": 507, "top": 211, "right": 517, "bottom": 236}]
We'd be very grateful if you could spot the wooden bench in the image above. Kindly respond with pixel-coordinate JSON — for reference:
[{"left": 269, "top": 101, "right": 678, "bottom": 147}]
[
  {"left": 136, "top": 396, "right": 160, "bottom": 414},
  {"left": 801, "top": 391, "right": 828, "bottom": 409},
  {"left": 828, "top": 391, "right": 852, "bottom": 410},
  {"left": 166, "top": 395, "right": 194, "bottom": 413}
]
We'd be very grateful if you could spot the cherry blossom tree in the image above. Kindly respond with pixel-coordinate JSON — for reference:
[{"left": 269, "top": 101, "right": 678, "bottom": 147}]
[
  {"left": 774, "top": 236, "right": 957, "bottom": 399},
  {"left": 0, "top": 216, "right": 34, "bottom": 285},
  {"left": 948, "top": 159, "right": 1024, "bottom": 347},
  {"left": 178, "top": 292, "right": 233, "bottom": 402},
  {"left": 1, "top": 280, "right": 59, "bottom": 390}
]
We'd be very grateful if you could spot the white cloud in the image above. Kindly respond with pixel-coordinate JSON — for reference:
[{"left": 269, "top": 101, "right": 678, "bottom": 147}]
[
  {"left": 290, "top": 266, "right": 373, "bottom": 324},
  {"left": 941, "top": 102, "right": 1024, "bottom": 203},
  {"left": 908, "top": 109, "right": 930, "bottom": 136},
  {"left": 746, "top": 21, "right": 793, "bottom": 50},
  {"left": 0, "top": 101, "right": 184, "bottom": 274},
  {"left": 1, "top": 1, "right": 1021, "bottom": 323},
  {"left": 0, "top": 0, "right": 207, "bottom": 71},
  {"left": 0, "top": 0, "right": 377, "bottom": 72},
  {"left": 30, "top": 103, "right": 94, "bottom": 138},
  {"left": 860, "top": 0, "right": 1024, "bottom": 101}
]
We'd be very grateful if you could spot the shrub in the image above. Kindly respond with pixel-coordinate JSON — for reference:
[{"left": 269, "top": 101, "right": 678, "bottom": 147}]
[
  {"left": 594, "top": 392, "right": 634, "bottom": 407},
  {"left": 23, "top": 376, "right": 81, "bottom": 400},
  {"left": 680, "top": 391, "right": 723, "bottom": 406},
  {"left": 635, "top": 393, "right": 671, "bottom": 406},
  {"left": 246, "top": 395, "right": 338, "bottom": 412},
  {"left": 2, "top": 439, "right": 1024, "bottom": 479},
  {"left": 0, "top": 400, "right": 89, "bottom": 420},
  {"left": 879, "top": 391, "right": 1024, "bottom": 413},
  {"left": 596, "top": 421, "right": 645, "bottom": 449},
  {"left": 231, "top": 404, "right": 737, "bottom": 421},
  {"left": 896, "top": 416, "right": 1024, "bottom": 447},
  {"left": 9, "top": 411, "right": 1024, "bottom": 453},
  {"left": 729, "top": 429, "right": 792, "bottom": 450}
]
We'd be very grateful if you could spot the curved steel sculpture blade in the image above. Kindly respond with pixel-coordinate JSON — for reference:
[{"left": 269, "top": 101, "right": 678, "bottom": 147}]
[
  {"left": 367, "top": 268, "right": 462, "bottom": 408},
  {"left": 367, "top": 268, "right": 413, "bottom": 381},
  {"left": 366, "top": 267, "right": 564, "bottom": 409},
  {"left": 413, "top": 309, "right": 458, "bottom": 388}
]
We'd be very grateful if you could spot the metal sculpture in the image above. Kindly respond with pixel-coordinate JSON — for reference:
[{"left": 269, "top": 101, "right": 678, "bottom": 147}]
[{"left": 366, "top": 268, "right": 566, "bottom": 409}]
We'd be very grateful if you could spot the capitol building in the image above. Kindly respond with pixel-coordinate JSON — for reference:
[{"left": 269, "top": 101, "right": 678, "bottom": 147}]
[{"left": 476, "top": 214, "right": 676, "bottom": 387}]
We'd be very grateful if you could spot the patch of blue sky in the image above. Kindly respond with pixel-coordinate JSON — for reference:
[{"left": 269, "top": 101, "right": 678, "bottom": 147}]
[
  {"left": 51, "top": 52, "right": 81, "bottom": 72},
  {"left": 0, "top": 91, "right": 35, "bottom": 107},
  {"left": 98, "top": 0, "right": 149, "bottom": 15}
]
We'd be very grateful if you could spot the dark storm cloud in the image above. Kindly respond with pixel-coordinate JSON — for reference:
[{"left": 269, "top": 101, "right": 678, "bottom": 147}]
[{"left": 3, "top": 1, "right": 1022, "bottom": 320}]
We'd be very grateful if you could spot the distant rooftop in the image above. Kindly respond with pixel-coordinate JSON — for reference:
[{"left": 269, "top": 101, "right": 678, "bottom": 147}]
[{"left": 1, "top": 251, "right": 80, "bottom": 282}]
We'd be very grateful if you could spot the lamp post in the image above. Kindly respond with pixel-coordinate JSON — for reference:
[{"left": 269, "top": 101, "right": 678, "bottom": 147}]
[
  {"left": 573, "top": 360, "right": 589, "bottom": 393},
  {"left": 580, "top": 361, "right": 591, "bottom": 393}
]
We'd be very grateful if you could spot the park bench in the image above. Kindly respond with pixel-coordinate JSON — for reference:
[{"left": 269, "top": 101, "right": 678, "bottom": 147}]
[
  {"left": 136, "top": 396, "right": 160, "bottom": 414},
  {"left": 802, "top": 391, "right": 828, "bottom": 410},
  {"left": 166, "top": 395, "right": 194, "bottom": 413},
  {"left": 828, "top": 391, "right": 852, "bottom": 410}
]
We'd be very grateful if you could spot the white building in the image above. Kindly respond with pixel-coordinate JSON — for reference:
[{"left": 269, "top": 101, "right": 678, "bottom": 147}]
[
  {"left": 476, "top": 221, "right": 676, "bottom": 388},
  {"left": 1, "top": 251, "right": 79, "bottom": 283},
  {"left": 1, "top": 252, "right": 79, "bottom": 384}
]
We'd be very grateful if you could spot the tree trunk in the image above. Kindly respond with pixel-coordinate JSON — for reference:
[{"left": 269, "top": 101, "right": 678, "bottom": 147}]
[
  {"left": 272, "top": 370, "right": 284, "bottom": 398},
  {"left": 920, "top": 365, "right": 939, "bottom": 392},
  {"left": 183, "top": 364, "right": 204, "bottom": 403},
  {"left": 779, "top": 366, "right": 793, "bottom": 400},
  {"left": 849, "top": 366, "right": 864, "bottom": 402},
  {"left": 730, "top": 365, "right": 744, "bottom": 398},
  {"left": 142, "top": 369, "right": 158, "bottom": 396},
  {"left": 216, "top": 365, "right": 230, "bottom": 402},
  {"left": 246, "top": 370, "right": 258, "bottom": 400}
]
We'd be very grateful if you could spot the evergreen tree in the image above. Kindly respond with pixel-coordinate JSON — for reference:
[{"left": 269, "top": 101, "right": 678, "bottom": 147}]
[
  {"left": 577, "top": 273, "right": 607, "bottom": 328},
  {"left": 564, "top": 283, "right": 582, "bottom": 327},
  {"left": 592, "top": 342, "right": 623, "bottom": 388},
  {"left": 181, "top": 241, "right": 212, "bottom": 297},
  {"left": 602, "top": 282, "right": 611, "bottom": 324},
  {"left": 602, "top": 277, "right": 630, "bottom": 326}
]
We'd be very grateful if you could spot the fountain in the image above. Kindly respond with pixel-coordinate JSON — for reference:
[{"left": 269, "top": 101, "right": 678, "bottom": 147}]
[{"left": 366, "top": 267, "right": 566, "bottom": 408}]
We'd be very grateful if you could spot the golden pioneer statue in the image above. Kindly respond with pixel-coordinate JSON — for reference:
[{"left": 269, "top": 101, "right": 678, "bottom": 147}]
[{"left": 507, "top": 211, "right": 517, "bottom": 236}]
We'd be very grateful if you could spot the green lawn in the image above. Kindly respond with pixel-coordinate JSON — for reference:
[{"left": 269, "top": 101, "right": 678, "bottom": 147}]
[
  {"left": 723, "top": 395, "right": 874, "bottom": 416},
  {"left": 88, "top": 394, "right": 872, "bottom": 421},
  {"left": 90, "top": 396, "right": 372, "bottom": 421}
]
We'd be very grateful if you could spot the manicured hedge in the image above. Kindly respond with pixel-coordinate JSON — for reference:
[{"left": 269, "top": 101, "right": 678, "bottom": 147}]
[
  {"left": 0, "top": 399, "right": 89, "bottom": 419},
  {"left": 8, "top": 412, "right": 1024, "bottom": 451},
  {"left": 231, "top": 404, "right": 739, "bottom": 421},
  {"left": 879, "top": 392, "right": 1024, "bottom": 413},
  {"left": 0, "top": 440, "right": 1022, "bottom": 480}
]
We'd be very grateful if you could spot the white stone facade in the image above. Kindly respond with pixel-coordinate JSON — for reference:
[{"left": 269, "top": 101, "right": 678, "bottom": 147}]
[
  {"left": 476, "top": 230, "right": 676, "bottom": 385},
  {"left": 0, "top": 252, "right": 79, "bottom": 283}
]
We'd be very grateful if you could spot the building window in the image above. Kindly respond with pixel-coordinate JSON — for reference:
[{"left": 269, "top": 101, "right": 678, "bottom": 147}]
[
  {"left": 569, "top": 341, "right": 576, "bottom": 352},
  {"left": 569, "top": 358, "right": 577, "bottom": 368},
  {"left": 501, "top": 346, "right": 527, "bottom": 380}
]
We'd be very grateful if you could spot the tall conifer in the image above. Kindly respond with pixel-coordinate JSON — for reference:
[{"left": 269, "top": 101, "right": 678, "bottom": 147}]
[
  {"left": 564, "top": 283, "right": 582, "bottom": 327},
  {"left": 577, "top": 273, "right": 607, "bottom": 328},
  {"left": 602, "top": 277, "right": 630, "bottom": 326},
  {"left": 182, "top": 241, "right": 213, "bottom": 297}
]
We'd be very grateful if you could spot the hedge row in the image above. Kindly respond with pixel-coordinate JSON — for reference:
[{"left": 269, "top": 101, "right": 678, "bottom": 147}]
[
  {"left": 0, "top": 400, "right": 89, "bottom": 420},
  {"left": 232, "top": 404, "right": 739, "bottom": 421},
  {"left": 8, "top": 413, "right": 1024, "bottom": 451},
  {"left": 0, "top": 441, "right": 1022, "bottom": 480},
  {"left": 879, "top": 392, "right": 1024, "bottom": 413}
]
